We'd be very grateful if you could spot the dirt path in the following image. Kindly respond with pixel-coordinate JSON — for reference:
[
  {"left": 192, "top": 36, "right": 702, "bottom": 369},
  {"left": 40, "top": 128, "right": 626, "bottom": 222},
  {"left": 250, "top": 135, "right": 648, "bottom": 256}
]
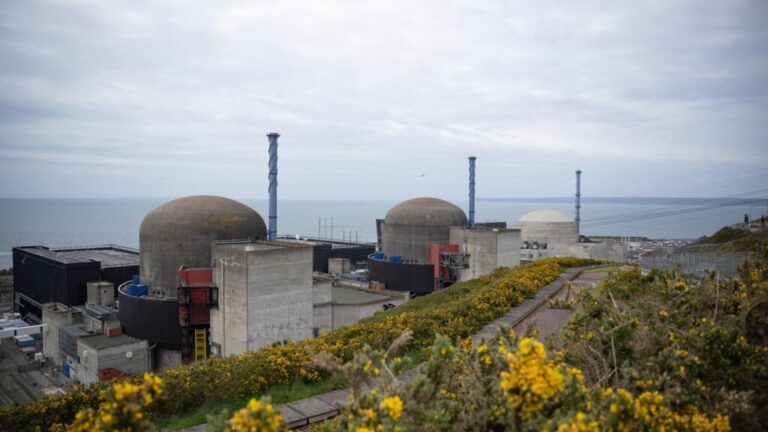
[{"left": 515, "top": 271, "right": 608, "bottom": 341}]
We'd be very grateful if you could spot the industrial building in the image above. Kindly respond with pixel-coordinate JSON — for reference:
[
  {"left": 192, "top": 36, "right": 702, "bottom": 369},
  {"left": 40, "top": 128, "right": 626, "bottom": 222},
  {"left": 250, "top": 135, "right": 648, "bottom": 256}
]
[
  {"left": 42, "top": 302, "right": 80, "bottom": 368},
  {"left": 370, "top": 197, "right": 468, "bottom": 294},
  {"left": 12, "top": 245, "right": 139, "bottom": 320},
  {"left": 380, "top": 197, "right": 469, "bottom": 264},
  {"left": 276, "top": 236, "right": 375, "bottom": 274},
  {"left": 119, "top": 195, "right": 267, "bottom": 369},
  {"left": 41, "top": 277, "right": 142, "bottom": 385},
  {"left": 74, "top": 334, "right": 149, "bottom": 385},
  {"left": 517, "top": 210, "right": 579, "bottom": 246},
  {"left": 138, "top": 195, "right": 267, "bottom": 297},
  {"left": 367, "top": 156, "right": 528, "bottom": 294},
  {"left": 369, "top": 195, "right": 522, "bottom": 293},
  {"left": 209, "top": 241, "right": 314, "bottom": 357},
  {"left": 449, "top": 226, "right": 521, "bottom": 281},
  {"left": 312, "top": 276, "right": 408, "bottom": 335},
  {"left": 112, "top": 189, "right": 408, "bottom": 366},
  {"left": 14, "top": 137, "right": 635, "bottom": 386}
]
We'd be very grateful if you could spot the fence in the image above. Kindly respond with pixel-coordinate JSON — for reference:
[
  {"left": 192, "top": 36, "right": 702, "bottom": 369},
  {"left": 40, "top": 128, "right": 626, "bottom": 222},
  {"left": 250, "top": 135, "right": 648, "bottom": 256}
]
[{"left": 639, "top": 250, "right": 751, "bottom": 278}]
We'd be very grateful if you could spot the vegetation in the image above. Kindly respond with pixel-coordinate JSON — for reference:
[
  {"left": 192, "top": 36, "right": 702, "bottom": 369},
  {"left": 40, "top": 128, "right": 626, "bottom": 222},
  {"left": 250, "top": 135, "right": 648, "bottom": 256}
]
[
  {"left": 706, "top": 226, "right": 750, "bottom": 244},
  {"left": 309, "top": 332, "right": 729, "bottom": 432},
  {"left": 41, "top": 249, "right": 768, "bottom": 431},
  {"left": 550, "top": 249, "right": 768, "bottom": 430},
  {"left": 694, "top": 225, "right": 768, "bottom": 252},
  {"left": 0, "top": 257, "right": 600, "bottom": 431}
]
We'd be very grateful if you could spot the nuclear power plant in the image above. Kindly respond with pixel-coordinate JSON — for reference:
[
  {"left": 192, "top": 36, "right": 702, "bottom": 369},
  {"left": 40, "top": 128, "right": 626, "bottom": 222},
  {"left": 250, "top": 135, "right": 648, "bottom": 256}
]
[{"left": 8, "top": 135, "right": 622, "bottom": 390}]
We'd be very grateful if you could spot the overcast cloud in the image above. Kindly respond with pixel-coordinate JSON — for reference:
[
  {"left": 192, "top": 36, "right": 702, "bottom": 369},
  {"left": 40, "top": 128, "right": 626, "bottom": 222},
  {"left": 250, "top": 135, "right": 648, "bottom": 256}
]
[{"left": 0, "top": 0, "right": 767, "bottom": 200}]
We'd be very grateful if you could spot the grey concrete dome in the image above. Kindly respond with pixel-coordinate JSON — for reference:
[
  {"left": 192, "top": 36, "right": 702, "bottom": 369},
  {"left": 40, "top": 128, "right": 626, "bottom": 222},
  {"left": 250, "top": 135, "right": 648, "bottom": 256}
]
[
  {"left": 382, "top": 197, "right": 467, "bottom": 263},
  {"left": 139, "top": 195, "right": 266, "bottom": 296},
  {"left": 385, "top": 197, "right": 467, "bottom": 227}
]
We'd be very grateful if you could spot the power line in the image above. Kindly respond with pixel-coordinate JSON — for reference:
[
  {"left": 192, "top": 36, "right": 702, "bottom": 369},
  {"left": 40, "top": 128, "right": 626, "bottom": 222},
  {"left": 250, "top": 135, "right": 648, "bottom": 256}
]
[{"left": 581, "top": 190, "right": 768, "bottom": 229}]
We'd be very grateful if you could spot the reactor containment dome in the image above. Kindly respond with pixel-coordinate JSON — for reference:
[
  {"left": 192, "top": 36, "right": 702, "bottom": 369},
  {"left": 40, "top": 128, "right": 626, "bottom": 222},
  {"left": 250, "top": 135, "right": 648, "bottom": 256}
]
[
  {"left": 381, "top": 197, "right": 468, "bottom": 264},
  {"left": 139, "top": 195, "right": 267, "bottom": 296},
  {"left": 516, "top": 210, "right": 578, "bottom": 246}
]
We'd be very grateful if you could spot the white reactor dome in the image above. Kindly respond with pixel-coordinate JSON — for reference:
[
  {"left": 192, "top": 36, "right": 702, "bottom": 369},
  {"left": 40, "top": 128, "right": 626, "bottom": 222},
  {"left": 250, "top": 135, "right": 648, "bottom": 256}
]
[{"left": 516, "top": 210, "right": 578, "bottom": 245}]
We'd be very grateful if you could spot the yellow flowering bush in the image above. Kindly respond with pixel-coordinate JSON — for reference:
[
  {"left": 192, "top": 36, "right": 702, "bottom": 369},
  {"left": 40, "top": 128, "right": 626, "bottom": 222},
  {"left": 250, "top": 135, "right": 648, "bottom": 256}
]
[
  {"left": 223, "top": 397, "right": 284, "bottom": 432},
  {"left": 499, "top": 338, "right": 564, "bottom": 418},
  {"left": 65, "top": 373, "right": 163, "bottom": 432},
  {"left": 316, "top": 330, "right": 730, "bottom": 431},
  {"left": 553, "top": 247, "right": 768, "bottom": 430},
  {"left": 1, "top": 257, "right": 601, "bottom": 431},
  {"left": 379, "top": 396, "right": 404, "bottom": 421}
]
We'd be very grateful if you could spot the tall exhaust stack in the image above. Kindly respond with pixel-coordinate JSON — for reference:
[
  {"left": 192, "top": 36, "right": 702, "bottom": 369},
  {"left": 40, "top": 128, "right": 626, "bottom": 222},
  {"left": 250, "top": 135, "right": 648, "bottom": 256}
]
[
  {"left": 575, "top": 169, "right": 582, "bottom": 235},
  {"left": 468, "top": 156, "right": 476, "bottom": 227},
  {"left": 267, "top": 132, "right": 280, "bottom": 241}
]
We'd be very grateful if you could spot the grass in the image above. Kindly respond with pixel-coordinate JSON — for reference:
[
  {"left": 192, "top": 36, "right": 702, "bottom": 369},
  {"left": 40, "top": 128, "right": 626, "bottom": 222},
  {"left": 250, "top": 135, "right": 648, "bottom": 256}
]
[
  {"left": 153, "top": 349, "right": 429, "bottom": 430},
  {"left": 688, "top": 226, "right": 768, "bottom": 252},
  {"left": 154, "top": 375, "right": 349, "bottom": 430},
  {"left": 363, "top": 278, "right": 485, "bottom": 321}
]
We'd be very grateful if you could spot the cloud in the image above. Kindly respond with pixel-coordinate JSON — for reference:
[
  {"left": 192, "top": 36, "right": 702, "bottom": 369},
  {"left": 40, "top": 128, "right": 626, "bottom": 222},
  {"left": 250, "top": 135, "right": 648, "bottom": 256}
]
[{"left": 0, "top": 0, "right": 766, "bottom": 199}]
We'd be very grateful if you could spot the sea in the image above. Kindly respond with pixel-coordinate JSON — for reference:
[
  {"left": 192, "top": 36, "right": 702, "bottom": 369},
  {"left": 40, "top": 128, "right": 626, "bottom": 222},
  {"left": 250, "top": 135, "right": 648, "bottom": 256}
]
[{"left": 0, "top": 197, "right": 765, "bottom": 270}]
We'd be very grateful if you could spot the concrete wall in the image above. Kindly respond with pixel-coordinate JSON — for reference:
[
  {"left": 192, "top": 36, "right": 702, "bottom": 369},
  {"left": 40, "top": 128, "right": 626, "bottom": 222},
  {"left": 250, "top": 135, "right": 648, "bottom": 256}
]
[
  {"left": 312, "top": 280, "right": 333, "bottom": 335},
  {"left": 118, "top": 286, "right": 183, "bottom": 350},
  {"left": 313, "top": 304, "right": 332, "bottom": 336},
  {"left": 42, "top": 303, "right": 73, "bottom": 367},
  {"left": 521, "top": 241, "right": 626, "bottom": 262},
  {"left": 328, "top": 258, "right": 352, "bottom": 275},
  {"left": 211, "top": 247, "right": 248, "bottom": 357},
  {"left": 450, "top": 227, "right": 521, "bottom": 281},
  {"left": 155, "top": 348, "right": 182, "bottom": 371},
  {"left": 245, "top": 246, "right": 313, "bottom": 351},
  {"left": 76, "top": 337, "right": 149, "bottom": 385},
  {"left": 517, "top": 221, "right": 578, "bottom": 245},
  {"left": 87, "top": 281, "right": 115, "bottom": 305},
  {"left": 211, "top": 242, "right": 313, "bottom": 357},
  {"left": 331, "top": 303, "right": 380, "bottom": 329},
  {"left": 497, "top": 230, "right": 522, "bottom": 268},
  {"left": 327, "top": 290, "right": 408, "bottom": 330}
]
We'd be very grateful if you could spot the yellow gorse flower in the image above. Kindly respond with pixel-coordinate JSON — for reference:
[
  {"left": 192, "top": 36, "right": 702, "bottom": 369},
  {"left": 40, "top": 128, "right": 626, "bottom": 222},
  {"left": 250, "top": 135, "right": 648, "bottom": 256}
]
[
  {"left": 499, "top": 338, "right": 564, "bottom": 418},
  {"left": 380, "top": 396, "right": 404, "bottom": 421}
]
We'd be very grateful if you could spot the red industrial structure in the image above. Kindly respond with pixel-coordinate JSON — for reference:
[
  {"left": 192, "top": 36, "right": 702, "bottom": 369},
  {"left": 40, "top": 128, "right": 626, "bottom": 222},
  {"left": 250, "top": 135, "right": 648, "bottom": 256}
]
[
  {"left": 177, "top": 267, "right": 218, "bottom": 364},
  {"left": 429, "top": 243, "right": 467, "bottom": 290}
]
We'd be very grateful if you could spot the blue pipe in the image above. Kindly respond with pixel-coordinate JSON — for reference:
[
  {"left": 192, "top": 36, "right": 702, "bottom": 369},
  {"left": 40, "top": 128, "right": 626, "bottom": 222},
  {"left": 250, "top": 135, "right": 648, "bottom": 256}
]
[
  {"left": 469, "top": 156, "right": 476, "bottom": 227},
  {"left": 267, "top": 133, "right": 279, "bottom": 241}
]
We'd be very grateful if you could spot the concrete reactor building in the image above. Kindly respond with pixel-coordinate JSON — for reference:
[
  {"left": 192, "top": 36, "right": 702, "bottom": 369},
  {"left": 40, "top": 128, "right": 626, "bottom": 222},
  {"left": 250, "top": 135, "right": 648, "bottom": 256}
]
[
  {"left": 138, "top": 195, "right": 267, "bottom": 297},
  {"left": 119, "top": 195, "right": 267, "bottom": 368},
  {"left": 369, "top": 157, "right": 522, "bottom": 294},
  {"left": 517, "top": 210, "right": 579, "bottom": 246},
  {"left": 209, "top": 241, "right": 314, "bottom": 357},
  {"left": 381, "top": 197, "right": 468, "bottom": 264}
]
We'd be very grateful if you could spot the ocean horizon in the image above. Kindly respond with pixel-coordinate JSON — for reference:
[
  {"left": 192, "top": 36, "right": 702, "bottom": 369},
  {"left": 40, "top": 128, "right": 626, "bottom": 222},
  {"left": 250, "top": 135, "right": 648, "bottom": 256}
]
[{"left": 1, "top": 196, "right": 765, "bottom": 270}]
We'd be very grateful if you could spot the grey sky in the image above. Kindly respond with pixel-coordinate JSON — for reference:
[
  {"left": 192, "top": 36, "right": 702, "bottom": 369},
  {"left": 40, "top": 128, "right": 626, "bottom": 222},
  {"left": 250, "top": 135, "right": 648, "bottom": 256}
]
[{"left": 1, "top": 1, "right": 767, "bottom": 200}]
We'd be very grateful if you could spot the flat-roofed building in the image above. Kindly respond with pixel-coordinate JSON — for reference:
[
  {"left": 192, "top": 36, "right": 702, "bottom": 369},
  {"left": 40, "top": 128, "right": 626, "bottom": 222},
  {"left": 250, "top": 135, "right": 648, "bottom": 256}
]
[
  {"left": 75, "top": 334, "right": 149, "bottom": 385},
  {"left": 13, "top": 245, "right": 139, "bottom": 319}
]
